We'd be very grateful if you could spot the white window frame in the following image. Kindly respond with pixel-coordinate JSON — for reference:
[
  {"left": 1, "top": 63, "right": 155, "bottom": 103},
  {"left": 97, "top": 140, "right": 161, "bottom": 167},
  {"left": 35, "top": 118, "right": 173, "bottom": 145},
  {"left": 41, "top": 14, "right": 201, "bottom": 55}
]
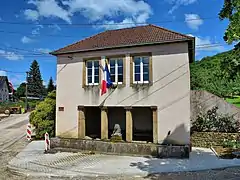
[
  {"left": 133, "top": 56, "right": 149, "bottom": 84},
  {"left": 85, "top": 60, "right": 99, "bottom": 86},
  {"left": 109, "top": 58, "right": 123, "bottom": 85}
]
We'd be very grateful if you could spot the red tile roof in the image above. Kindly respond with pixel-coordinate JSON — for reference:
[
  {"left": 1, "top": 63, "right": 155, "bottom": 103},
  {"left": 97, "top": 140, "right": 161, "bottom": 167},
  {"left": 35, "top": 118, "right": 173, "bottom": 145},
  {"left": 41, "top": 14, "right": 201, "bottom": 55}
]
[{"left": 51, "top": 24, "right": 194, "bottom": 55}]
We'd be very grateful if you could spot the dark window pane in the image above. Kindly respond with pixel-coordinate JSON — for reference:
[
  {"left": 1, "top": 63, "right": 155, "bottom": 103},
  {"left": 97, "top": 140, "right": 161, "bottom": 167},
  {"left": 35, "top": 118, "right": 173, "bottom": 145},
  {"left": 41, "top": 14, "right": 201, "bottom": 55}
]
[
  {"left": 134, "top": 57, "right": 141, "bottom": 65},
  {"left": 135, "top": 74, "right": 140, "bottom": 81},
  {"left": 94, "top": 61, "right": 99, "bottom": 67},
  {"left": 94, "top": 75, "right": 99, "bottom": 83},
  {"left": 118, "top": 59, "right": 123, "bottom": 66},
  {"left": 94, "top": 68, "right": 99, "bottom": 75},
  {"left": 143, "top": 65, "right": 149, "bottom": 73},
  {"left": 142, "top": 57, "right": 149, "bottom": 64},
  {"left": 143, "top": 73, "right": 149, "bottom": 81},
  {"left": 118, "top": 66, "right": 123, "bottom": 74},
  {"left": 88, "top": 76, "right": 92, "bottom": 84},
  {"left": 110, "top": 67, "right": 115, "bottom": 74},
  {"left": 134, "top": 65, "right": 140, "bottom": 73},
  {"left": 87, "top": 61, "right": 92, "bottom": 68},
  {"left": 111, "top": 75, "right": 115, "bottom": 82},
  {"left": 110, "top": 60, "right": 115, "bottom": 66},
  {"left": 87, "top": 68, "right": 92, "bottom": 76},
  {"left": 118, "top": 75, "right": 123, "bottom": 82}
]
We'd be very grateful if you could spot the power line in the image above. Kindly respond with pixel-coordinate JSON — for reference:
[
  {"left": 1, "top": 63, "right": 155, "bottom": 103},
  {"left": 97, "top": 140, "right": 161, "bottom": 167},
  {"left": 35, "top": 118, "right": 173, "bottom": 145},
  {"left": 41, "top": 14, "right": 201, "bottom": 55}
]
[
  {"left": 0, "top": 69, "right": 26, "bottom": 74},
  {"left": 0, "top": 16, "right": 219, "bottom": 26}
]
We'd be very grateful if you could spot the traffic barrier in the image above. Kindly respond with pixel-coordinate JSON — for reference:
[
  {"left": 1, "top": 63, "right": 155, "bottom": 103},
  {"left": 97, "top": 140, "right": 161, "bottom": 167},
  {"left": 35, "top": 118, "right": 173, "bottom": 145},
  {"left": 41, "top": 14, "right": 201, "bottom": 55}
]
[
  {"left": 26, "top": 123, "right": 32, "bottom": 141},
  {"left": 45, "top": 132, "right": 50, "bottom": 151}
]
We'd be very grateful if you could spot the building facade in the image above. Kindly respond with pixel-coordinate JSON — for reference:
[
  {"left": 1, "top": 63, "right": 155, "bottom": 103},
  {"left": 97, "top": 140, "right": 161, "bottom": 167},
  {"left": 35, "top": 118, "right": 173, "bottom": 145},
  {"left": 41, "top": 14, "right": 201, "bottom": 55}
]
[
  {"left": 0, "top": 76, "right": 9, "bottom": 102},
  {"left": 51, "top": 25, "right": 195, "bottom": 145}
]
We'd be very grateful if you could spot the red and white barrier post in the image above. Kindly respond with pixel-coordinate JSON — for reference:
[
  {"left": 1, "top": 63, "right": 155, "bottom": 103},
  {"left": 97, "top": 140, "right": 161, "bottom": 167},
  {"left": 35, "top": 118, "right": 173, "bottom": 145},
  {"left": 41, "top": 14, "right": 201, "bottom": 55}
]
[
  {"left": 26, "top": 123, "right": 32, "bottom": 141},
  {"left": 45, "top": 132, "right": 50, "bottom": 152}
]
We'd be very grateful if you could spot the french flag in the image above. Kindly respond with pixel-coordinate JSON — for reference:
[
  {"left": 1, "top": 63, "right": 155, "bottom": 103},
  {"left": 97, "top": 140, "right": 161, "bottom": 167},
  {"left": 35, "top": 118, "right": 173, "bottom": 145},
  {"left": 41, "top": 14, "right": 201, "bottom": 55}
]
[{"left": 100, "top": 60, "right": 113, "bottom": 96}]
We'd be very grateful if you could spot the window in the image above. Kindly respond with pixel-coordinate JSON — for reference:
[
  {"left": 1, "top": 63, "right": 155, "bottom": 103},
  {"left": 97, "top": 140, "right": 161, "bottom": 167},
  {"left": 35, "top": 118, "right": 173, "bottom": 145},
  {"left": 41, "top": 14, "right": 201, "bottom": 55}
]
[
  {"left": 109, "top": 58, "right": 124, "bottom": 84},
  {"left": 86, "top": 60, "right": 99, "bottom": 85},
  {"left": 133, "top": 56, "right": 149, "bottom": 83}
]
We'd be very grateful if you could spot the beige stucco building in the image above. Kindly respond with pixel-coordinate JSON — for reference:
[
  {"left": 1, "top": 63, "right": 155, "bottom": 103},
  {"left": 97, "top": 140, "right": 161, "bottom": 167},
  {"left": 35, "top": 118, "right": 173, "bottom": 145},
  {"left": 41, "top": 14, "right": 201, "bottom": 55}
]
[{"left": 51, "top": 24, "right": 195, "bottom": 145}]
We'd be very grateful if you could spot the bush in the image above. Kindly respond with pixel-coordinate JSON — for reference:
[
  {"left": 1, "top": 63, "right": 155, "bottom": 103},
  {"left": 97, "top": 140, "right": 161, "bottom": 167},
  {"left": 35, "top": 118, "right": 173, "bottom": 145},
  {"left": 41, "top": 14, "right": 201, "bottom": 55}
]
[
  {"left": 30, "top": 91, "right": 56, "bottom": 139},
  {"left": 223, "top": 139, "right": 240, "bottom": 149},
  {"left": 191, "top": 106, "right": 240, "bottom": 133}
]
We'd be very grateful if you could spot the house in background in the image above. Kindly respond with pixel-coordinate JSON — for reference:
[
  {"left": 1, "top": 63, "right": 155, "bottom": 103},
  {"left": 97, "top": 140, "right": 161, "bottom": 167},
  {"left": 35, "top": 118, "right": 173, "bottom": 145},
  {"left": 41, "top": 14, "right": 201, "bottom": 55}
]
[
  {"left": 51, "top": 24, "right": 195, "bottom": 145},
  {"left": 0, "top": 76, "right": 10, "bottom": 102}
]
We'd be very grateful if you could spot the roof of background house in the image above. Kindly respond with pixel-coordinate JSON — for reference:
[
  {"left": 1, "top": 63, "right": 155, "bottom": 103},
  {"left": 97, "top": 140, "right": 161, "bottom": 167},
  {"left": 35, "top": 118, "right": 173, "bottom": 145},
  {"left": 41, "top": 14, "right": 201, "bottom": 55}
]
[
  {"left": 50, "top": 24, "right": 195, "bottom": 62},
  {"left": 0, "top": 76, "right": 9, "bottom": 90}
]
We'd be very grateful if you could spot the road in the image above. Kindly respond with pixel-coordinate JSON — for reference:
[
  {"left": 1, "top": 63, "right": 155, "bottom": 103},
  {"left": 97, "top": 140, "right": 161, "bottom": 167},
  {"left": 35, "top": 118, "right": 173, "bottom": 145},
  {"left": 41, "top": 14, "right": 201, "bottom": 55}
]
[{"left": 0, "top": 113, "right": 29, "bottom": 152}]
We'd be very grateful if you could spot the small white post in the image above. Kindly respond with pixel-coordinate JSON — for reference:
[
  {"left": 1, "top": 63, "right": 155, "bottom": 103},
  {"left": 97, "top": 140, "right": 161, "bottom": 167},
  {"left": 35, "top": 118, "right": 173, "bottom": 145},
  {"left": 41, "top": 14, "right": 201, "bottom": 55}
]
[
  {"left": 44, "top": 132, "right": 50, "bottom": 152},
  {"left": 26, "top": 123, "right": 32, "bottom": 141}
]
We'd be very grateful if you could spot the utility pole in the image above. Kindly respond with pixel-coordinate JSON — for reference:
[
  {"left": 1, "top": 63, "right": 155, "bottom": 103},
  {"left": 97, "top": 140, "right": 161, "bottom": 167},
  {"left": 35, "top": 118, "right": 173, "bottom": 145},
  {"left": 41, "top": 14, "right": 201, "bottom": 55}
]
[{"left": 25, "top": 71, "right": 29, "bottom": 111}]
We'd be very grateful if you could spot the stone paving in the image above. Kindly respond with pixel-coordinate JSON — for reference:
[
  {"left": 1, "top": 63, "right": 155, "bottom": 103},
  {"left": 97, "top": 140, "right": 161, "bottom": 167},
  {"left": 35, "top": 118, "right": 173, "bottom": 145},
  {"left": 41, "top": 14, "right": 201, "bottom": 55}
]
[{"left": 8, "top": 140, "right": 240, "bottom": 179}]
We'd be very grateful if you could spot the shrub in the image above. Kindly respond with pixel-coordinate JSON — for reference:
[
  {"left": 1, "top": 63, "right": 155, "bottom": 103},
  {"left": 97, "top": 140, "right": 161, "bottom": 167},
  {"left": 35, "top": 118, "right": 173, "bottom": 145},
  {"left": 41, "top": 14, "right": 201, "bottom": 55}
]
[
  {"left": 191, "top": 106, "right": 240, "bottom": 133},
  {"left": 223, "top": 139, "right": 240, "bottom": 149},
  {"left": 29, "top": 91, "right": 56, "bottom": 139}
]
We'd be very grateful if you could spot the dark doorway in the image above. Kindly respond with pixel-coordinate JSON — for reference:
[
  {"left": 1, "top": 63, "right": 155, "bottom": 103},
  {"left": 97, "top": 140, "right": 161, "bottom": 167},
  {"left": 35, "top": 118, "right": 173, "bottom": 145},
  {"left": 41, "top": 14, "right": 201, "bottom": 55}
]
[
  {"left": 108, "top": 107, "right": 126, "bottom": 140},
  {"left": 132, "top": 107, "right": 153, "bottom": 142},
  {"left": 85, "top": 107, "right": 101, "bottom": 139}
]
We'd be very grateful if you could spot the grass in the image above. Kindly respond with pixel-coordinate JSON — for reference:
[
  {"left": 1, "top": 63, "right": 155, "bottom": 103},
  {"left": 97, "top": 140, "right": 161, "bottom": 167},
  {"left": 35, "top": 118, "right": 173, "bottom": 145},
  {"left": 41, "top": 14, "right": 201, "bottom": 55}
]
[{"left": 225, "top": 96, "right": 240, "bottom": 108}]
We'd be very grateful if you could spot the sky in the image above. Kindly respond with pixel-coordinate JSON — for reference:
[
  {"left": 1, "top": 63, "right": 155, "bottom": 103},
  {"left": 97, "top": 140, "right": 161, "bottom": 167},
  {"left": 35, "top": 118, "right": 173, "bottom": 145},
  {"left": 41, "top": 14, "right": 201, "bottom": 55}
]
[{"left": 0, "top": 0, "right": 235, "bottom": 88}]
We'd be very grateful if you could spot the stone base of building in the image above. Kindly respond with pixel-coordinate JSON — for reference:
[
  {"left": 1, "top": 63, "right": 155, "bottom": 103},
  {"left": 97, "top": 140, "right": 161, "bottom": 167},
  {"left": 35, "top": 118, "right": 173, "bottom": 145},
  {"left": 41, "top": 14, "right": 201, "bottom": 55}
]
[{"left": 50, "top": 137, "right": 189, "bottom": 158}]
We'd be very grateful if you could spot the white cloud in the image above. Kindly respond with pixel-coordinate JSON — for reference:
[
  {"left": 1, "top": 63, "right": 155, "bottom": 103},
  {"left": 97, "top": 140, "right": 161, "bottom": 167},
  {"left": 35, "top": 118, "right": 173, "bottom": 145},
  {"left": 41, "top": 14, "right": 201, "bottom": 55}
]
[
  {"left": 0, "top": 71, "right": 7, "bottom": 76},
  {"left": 188, "top": 34, "right": 224, "bottom": 52},
  {"left": 24, "top": 0, "right": 152, "bottom": 29},
  {"left": 32, "top": 24, "right": 44, "bottom": 35},
  {"left": 26, "top": 0, "right": 71, "bottom": 23},
  {"left": 48, "top": 24, "right": 61, "bottom": 31},
  {"left": 0, "top": 49, "right": 24, "bottom": 60},
  {"left": 24, "top": 9, "right": 39, "bottom": 21},
  {"left": 21, "top": 36, "right": 34, "bottom": 44},
  {"left": 167, "top": 0, "right": 198, "bottom": 14},
  {"left": 34, "top": 48, "right": 51, "bottom": 54},
  {"left": 185, "top": 14, "right": 203, "bottom": 30}
]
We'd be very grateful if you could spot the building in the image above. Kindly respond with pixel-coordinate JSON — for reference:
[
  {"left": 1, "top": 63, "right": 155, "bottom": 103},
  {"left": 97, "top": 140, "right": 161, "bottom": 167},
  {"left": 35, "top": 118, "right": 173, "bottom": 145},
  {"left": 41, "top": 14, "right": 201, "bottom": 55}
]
[
  {"left": 51, "top": 24, "right": 195, "bottom": 145},
  {"left": 0, "top": 76, "right": 10, "bottom": 102}
]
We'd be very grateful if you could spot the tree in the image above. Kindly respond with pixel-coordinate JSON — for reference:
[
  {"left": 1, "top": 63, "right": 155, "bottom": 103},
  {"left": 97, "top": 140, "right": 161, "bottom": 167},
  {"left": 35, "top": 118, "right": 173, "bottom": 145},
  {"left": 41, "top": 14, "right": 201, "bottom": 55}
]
[
  {"left": 219, "top": 0, "right": 240, "bottom": 45},
  {"left": 15, "top": 83, "right": 26, "bottom": 98},
  {"left": 28, "top": 60, "right": 45, "bottom": 98},
  {"left": 47, "top": 77, "right": 55, "bottom": 93}
]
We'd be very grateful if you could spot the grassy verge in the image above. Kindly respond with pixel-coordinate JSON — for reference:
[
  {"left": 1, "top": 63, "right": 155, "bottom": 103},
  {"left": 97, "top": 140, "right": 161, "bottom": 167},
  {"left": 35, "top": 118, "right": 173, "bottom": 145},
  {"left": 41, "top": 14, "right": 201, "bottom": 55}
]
[{"left": 225, "top": 96, "right": 240, "bottom": 108}]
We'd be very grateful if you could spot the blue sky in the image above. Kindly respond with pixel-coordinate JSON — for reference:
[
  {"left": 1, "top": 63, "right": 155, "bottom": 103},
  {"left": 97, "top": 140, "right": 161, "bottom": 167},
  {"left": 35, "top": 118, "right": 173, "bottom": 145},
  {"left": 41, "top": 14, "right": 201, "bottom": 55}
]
[{"left": 0, "top": 0, "right": 235, "bottom": 88}]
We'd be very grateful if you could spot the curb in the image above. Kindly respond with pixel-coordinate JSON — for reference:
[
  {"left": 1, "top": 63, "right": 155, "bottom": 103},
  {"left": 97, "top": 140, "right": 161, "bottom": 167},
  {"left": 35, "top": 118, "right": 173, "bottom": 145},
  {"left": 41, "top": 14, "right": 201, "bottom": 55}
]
[{"left": 210, "top": 146, "right": 219, "bottom": 158}]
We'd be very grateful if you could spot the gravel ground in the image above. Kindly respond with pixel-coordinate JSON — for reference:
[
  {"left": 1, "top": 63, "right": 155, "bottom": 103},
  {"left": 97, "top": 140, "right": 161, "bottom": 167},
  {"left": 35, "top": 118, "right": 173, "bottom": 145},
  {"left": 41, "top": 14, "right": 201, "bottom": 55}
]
[{"left": 1, "top": 138, "right": 240, "bottom": 180}]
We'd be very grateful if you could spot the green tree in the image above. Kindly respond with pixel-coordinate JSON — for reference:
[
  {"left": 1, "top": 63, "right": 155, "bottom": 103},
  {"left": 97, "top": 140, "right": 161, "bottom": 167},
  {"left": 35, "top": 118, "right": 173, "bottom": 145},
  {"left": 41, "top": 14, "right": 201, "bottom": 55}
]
[
  {"left": 15, "top": 83, "right": 26, "bottom": 98},
  {"left": 219, "top": 0, "right": 240, "bottom": 45},
  {"left": 28, "top": 60, "right": 45, "bottom": 98},
  {"left": 47, "top": 77, "right": 55, "bottom": 93}
]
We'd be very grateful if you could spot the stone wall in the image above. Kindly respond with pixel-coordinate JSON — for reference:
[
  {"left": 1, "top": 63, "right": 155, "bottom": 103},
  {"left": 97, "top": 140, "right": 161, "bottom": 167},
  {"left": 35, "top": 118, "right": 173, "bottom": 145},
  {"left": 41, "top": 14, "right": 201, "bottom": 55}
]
[
  {"left": 50, "top": 137, "right": 189, "bottom": 158},
  {"left": 191, "top": 132, "right": 239, "bottom": 147},
  {"left": 191, "top": 90, "right": 240, "bottom": 122}
]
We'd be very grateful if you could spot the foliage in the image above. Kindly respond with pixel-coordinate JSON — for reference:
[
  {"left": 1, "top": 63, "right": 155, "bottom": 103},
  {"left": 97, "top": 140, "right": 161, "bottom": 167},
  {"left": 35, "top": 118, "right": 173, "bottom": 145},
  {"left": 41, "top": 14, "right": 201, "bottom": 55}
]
[
  {"left": 190, "top": 49, "right": 240, "bottom": 97},
  {"left": 29, "top": 90, "right": 56, "bottom": 139},
  {"left": 223, "top": 139, "right": 240, "bottom": 149},
  {"left": 219, "top": 0, "right": 240, "bottom": 45},
  {"left": 15, "top": 83, "right": 26, "bottom": 99},
  {"left": 47, "top": 77, "right": 55, "bottom": 93},
  {"left": 28, "top": 60, "right": 45, "bottom": 98},
  {"left": 191, "top": 106, "right": 240, "bottom": 133}
]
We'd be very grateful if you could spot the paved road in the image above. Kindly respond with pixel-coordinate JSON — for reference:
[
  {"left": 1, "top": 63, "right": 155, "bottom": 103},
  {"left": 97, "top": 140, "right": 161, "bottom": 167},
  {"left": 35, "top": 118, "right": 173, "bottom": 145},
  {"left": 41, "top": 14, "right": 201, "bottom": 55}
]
[{"left": 0, "top": 113, "right": 29, "bottom": 152}]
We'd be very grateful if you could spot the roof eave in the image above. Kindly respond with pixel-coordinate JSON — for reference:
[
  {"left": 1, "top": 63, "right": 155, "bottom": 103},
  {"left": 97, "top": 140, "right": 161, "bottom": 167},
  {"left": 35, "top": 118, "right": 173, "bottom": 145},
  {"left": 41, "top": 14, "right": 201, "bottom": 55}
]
[{"left": 49, "top": 38, "right": 193, "bottom": 56}]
